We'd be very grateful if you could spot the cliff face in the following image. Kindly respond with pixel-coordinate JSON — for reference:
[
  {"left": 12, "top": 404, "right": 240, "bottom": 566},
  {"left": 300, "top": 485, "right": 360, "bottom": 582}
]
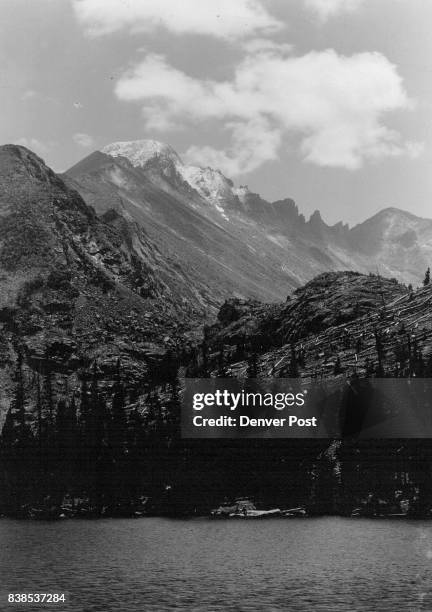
[{"left": 0, "top": 145, "right": 206, "bottom": 416}]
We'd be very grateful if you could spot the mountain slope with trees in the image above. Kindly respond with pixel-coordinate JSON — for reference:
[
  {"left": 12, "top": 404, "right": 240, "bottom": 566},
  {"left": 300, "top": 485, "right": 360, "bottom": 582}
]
[{"left": 0, "top": 144, "right": 211, "bottom": 417}]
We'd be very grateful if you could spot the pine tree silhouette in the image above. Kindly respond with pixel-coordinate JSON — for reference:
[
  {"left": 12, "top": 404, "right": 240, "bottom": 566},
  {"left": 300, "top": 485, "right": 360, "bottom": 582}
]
[
  {"left": 0, "top": 408, "right": 16, "bottom": 453},
  {"left": 200, "top": 340, "right": 210, "bottom": 376},
  {"left": 11, "top": 351, "right": 26, "bottom": 433},
  {"left": 109, "top": 359, "right": 127, "bottom": 457},
  {"left": 288, "top": 345, "right": 299, "bottom": 378},
  {"left": 246, "top": 349, "right": 258, "bottom": 378},
  {"left": 333, "top": 356, "right": 343, "bottom": 375},
  {"left": 216, "top": 345, "right": 230, "bottom": 377},
  {"left": 42, "top": 350, "right": 54, "bottom": 426}
]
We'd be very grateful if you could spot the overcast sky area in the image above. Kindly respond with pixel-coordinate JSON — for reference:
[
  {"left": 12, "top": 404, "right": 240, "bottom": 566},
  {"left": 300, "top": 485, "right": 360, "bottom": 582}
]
[{"left": 0, "top": 0, "right": 431, "bottom": 225}]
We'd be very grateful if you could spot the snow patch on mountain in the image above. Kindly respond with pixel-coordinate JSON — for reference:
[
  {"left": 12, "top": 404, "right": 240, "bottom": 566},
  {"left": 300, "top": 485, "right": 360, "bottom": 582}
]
[
  {"left": 102, "top": 139, "right": 249, "bottom": 220},
  {"left": 102, "top": 139, "right": 183, "bottom": 168},
  {"left": 177, "top": 165, "right": 237, "bottom": 219},
  {"left": 232, "top": 185, "right": 251, "bottom": 203}
]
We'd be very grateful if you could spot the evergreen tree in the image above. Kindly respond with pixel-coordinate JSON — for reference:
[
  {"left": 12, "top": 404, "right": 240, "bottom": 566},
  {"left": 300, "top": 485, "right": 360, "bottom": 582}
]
[
  {"left": 234, "top": 334, "right": 246, "bottom": 361},
  {"left": 364, "top": 358, "right": 375, "bottom": 378},
  {"left": 55, "top": 397, "right": 78, "bottom": 461},
  {"left": 150, "top": 390, "right": 164, "bottom": 428},
  {"left": 200, "top": 340, "right": 210, "bottom": 376},
  {"left": 425, "top": 354, "right": 432, "bottom": 377},
  {"left": 42, "top": 351, "right": 55, "bottom": 426},
  {"left": 36, "top": 372, "right": 42, "bottom": 452},
  {"left": 216, "top": 345, "right": 230, "bottom": 378},
  {"left": 407, "top": 284, "right": 414, "bottom": 301},
  {"left": 185, "top": 347, "right": 199, "bottom": 377},
  {"left": 298, "top": 347, "right": 306, "bottom": 368},
  {"left": 246, "top": 351, "right": 258, "bottom": 378},
  {"left": 288, "top": 345, "right": 299, "bottom": 378},
  {"left": 333, "top": 356, "right": 343, "bottom": 375},
  {"left": 0, "top": 408, "right": 16, "bottom": 453},
  {"left": 11, "top": 351, "right": 26, "bottom": 433},
  {"left": 424, "top": 267, "right": 431, "bottom": 287},
  {"left": 109, "top": 359, "right": 127, "bottom": 457},
  {"left": 89, "top": 362, "right": 108, "bottom": 457},
  {"left": 78, "top": 365, "right": 107, "bottom": 465},
  {"left": 374, "top": 329, "right": 385, "bottom": 377},
  {"left": 79, "top": 376, "right": 90, "bottom": 426},
  {"left": 165, "top": 376, "right": 182, "bottom": 441},
  {"left": 127, "top": 408, "right": 146, "bottom": 456},
  {"left": 159, "top": 349, "right": 177, "bottom": 384}
]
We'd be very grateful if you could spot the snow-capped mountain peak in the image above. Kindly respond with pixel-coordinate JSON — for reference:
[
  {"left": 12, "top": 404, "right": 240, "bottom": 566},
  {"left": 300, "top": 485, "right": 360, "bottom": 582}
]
[
  {"left": 102, "top": 139, "right": 244, "bottom": 217},
  {"left": 101, "top": 139, "right": 183, "bottom": 168}
]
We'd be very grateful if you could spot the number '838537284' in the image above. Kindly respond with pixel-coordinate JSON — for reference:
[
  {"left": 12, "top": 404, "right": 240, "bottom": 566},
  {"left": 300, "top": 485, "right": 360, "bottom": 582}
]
[{"left": 7, "top": 593, "right": 66, "bottom": 604}]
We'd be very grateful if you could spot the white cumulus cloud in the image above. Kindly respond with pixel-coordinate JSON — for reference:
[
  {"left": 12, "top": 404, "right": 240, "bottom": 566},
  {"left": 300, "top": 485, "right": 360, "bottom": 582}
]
[
  {"left": 73, "top": 132, "right": 94, "bottom": 148},
  {"left": 72, "top": 0, "right": 282, "bottom": 39},
  {"left": 114, "top": 47, "right": 420, "bottom": 174},
  {"left": 304, "top": 0, "right": 365, "bottom": 21},
  {"left": 186, "top": 118, "right": 282, "bottom": 175}
]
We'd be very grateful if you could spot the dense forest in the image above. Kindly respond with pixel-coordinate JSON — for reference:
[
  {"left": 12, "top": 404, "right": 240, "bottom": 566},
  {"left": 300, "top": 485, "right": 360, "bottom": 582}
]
[{"left": 2, "top": 319, "right": 432, "bottom": 520}]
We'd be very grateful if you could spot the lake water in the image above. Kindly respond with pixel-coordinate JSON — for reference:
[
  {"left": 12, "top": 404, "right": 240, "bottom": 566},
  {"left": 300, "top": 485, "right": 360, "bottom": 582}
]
[{"left": 0, "top": 517, "right": 432, "bottom": 611}]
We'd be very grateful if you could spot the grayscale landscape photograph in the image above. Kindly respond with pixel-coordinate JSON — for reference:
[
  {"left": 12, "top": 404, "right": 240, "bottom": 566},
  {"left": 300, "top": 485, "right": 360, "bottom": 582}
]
[{"left": 1, "top": 1, "right": 432, "bottom": 610}]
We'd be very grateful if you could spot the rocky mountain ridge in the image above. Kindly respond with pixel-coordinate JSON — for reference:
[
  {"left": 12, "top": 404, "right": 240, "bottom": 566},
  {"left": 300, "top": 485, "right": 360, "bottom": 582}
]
[
  {"left": 204, "top": 271, "right": 432, "bottom": 385},
  {"left": 68, "top": 139, "right": 432, "bottom": 292},
  {"left": 0, "top": 144, "right": 208, "bottom": 415}
]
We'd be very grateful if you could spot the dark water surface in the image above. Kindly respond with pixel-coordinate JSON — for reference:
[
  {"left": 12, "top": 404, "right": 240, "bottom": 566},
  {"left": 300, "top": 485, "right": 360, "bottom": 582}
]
[{"left": 1, "top": 517, "right": 432, "bottom": 611}]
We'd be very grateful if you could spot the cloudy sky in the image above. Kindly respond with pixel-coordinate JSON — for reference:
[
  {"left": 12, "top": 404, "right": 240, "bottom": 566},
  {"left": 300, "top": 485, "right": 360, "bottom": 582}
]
[{"left": 0, "top": 0, "right": 431, "bottom": 225}]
